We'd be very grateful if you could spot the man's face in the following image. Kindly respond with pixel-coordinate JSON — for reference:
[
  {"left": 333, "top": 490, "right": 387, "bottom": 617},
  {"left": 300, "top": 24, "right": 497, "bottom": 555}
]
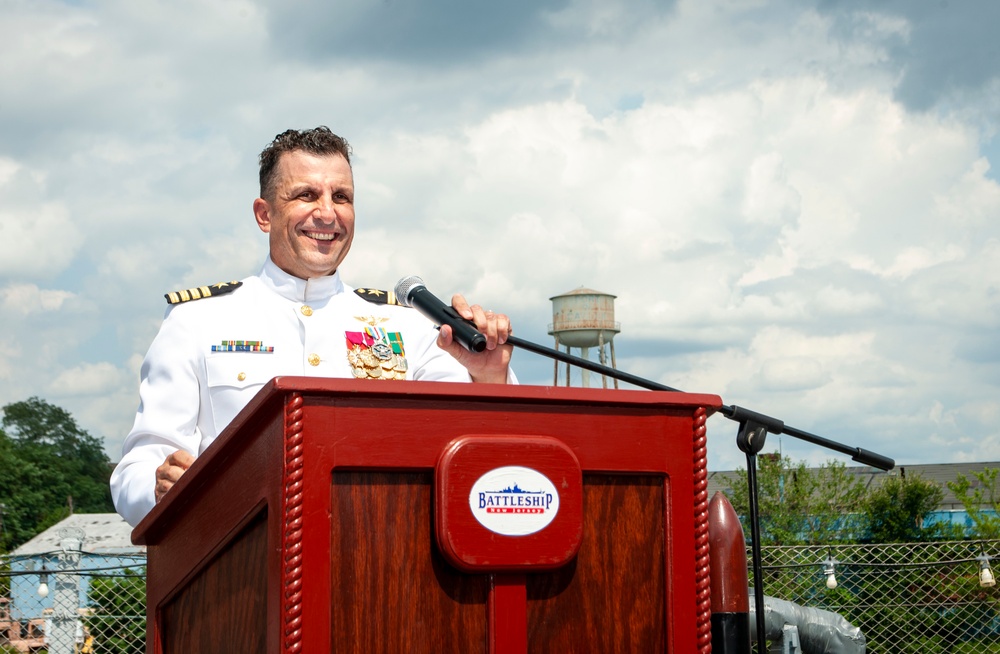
[{"left": 253, "top": 150, "right": 355, "bottom": 280}]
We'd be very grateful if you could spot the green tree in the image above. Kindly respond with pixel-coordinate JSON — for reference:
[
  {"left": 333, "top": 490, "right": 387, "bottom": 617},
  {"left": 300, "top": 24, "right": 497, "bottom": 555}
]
[
  {"left": 947, "top": 467, "right": 1000, "bottom": 539},
  {"left": 861, "top": 472, "right": 947, "bottom": 543},
  {"left": 86, "top": 571, "right": 147, "bottom": 654},
  {"left": 0, "top": 397, "right": 114, "bottom": 550},
  {"left": 806, "top": 460, "right": 869, "bottom": 540},
  {"left": 723, "top": 454, "right": 867, "bottom": 545}
]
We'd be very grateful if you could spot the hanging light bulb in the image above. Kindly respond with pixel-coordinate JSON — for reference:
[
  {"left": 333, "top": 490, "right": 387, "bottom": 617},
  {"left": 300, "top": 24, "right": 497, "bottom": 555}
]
[
  {"left": 37, "top": 565, "right": 49, "bottom": 598},
  {"left": 977, "top": 554, "right": 996, "bottom": 588},
  {"left": 823, "top": 555, "right": 838, "bottom": 590}
]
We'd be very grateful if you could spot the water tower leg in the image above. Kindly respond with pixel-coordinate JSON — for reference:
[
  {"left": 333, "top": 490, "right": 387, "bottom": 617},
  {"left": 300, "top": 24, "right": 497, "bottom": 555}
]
[
  {"left": 610, "top": 340, "right": 619, "bottom": 389},
  {"left": 581, "top": 347, "right": 591, "bottom": 388},
  {"left": 553, "top": 335, "right": 561, "bottom": 385},
  {"left": 598, "top": 331, "right": 608, "bottom": 389}
]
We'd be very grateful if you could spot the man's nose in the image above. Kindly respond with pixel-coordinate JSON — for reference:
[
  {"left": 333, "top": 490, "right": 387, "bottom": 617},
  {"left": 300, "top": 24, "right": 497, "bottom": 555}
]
[{"left": 314, "top": 196, "right": 338, "bottom": 221}]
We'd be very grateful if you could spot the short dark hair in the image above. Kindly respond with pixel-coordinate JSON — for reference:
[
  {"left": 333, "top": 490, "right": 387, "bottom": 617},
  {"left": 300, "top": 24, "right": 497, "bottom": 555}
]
[{"left": 258, "top": 126, "right": 352, "bottom": 200}]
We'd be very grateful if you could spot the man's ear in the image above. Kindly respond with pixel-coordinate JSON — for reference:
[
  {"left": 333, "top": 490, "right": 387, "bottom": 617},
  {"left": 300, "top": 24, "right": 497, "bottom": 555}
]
[{"left": 253, "top": 198, "right": 271, "bottom": 233}]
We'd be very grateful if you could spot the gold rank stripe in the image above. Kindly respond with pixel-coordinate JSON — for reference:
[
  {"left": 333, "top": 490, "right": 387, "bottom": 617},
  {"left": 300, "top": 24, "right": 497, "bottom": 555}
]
[
  {"left": 165, "top": 281, "right": 243, "bottom": 305},
  {"left": 354, "top": 287, "right": 401, "bottom": 306}
]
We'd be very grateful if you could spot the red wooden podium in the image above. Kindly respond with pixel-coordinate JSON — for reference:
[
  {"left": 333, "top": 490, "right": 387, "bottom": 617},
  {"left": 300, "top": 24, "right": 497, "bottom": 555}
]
[{"left": 132, "top": 378, "right": 721, "bottom": 653}]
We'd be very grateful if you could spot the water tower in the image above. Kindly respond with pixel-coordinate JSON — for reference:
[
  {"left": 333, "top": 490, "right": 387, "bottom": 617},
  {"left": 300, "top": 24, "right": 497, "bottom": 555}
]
[{"left": 548, "top": 287, "right": 621, "bottom": 388}]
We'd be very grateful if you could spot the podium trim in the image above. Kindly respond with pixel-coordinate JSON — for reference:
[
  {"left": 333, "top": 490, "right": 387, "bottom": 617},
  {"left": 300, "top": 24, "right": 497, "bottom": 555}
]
[
  {"left": 282, "top": 392, "right": 306, "bottom": 654},
  {"left": 693, "top": 406, "right": 713, "bottom": 653}
]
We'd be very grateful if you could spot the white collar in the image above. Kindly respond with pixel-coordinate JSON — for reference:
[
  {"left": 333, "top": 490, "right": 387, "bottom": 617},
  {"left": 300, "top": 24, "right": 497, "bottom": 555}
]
[{"left": 258, "top": 257, "right": 345, "bottom": 302}]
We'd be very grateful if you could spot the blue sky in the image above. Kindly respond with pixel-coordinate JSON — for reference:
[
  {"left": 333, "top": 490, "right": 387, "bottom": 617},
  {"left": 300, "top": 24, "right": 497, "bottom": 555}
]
[{"left": 1, "top": 0, "right": 998, "bottom": 472}]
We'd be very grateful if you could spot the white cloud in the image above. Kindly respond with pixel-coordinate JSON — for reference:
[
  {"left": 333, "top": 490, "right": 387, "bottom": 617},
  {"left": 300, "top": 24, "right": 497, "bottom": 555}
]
[
  {"left": 0, "top": 284, "right": 76, "bottom": 314},
  {"left": 0, "top": 0, "right": 998, "bottom": 471},
  {"left": 0, "top": 343, "right": 18, "bottom": 381},
  {"left": 48, "top": 362, "right": 127, "bottom": 397},
  {"left": 0, "top": 166, "right": 81, "bottom": 279}
]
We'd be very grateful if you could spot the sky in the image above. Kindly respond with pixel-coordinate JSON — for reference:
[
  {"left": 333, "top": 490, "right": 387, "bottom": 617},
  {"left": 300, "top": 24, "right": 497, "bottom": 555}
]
[{"left": 1, "top": 0, "right": 999, "bottom": 473}]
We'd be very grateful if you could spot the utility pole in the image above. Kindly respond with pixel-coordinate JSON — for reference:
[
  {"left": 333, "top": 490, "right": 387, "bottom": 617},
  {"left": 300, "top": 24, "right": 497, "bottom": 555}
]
[{"left": 50, "top": 526, "right": 85, "bottom": 654}]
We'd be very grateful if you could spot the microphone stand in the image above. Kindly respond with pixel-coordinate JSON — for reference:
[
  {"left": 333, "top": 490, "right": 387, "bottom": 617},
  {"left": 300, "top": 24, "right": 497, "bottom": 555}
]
[{"left": 505, "top": 334, "right": 894, "bottom": 654}]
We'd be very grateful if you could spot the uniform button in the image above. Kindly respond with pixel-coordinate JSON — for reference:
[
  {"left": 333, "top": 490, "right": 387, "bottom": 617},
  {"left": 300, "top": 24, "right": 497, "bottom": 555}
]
[
  {"left": 237, "top": 372, "right": 246, "bottom": 382},
  {"left": 300, "top": 305, "right": 313, "bottom": 316},
  {"left": 308, "top": 353, "right": 321, "bottom": 366}
]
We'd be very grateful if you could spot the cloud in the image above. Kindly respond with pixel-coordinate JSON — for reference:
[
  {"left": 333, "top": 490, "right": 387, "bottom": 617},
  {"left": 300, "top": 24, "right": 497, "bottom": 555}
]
[
  {"left": 49, "top": 362, "right": 128, "bottom": 397},
  {"left": 818, "top": 0, "right": 1000, "bottom": 111},
  {"left": 0, "top": 0, "right": 998, "bottom": 475},
  {"left": 0, "top": 284, "right": 76, "bottom": 315},
  {"left": 262, "top": 0, "right": 592, "bottom": 65},
  {"left": 0, "top": 162, "right": 81, "bottom": 279}
]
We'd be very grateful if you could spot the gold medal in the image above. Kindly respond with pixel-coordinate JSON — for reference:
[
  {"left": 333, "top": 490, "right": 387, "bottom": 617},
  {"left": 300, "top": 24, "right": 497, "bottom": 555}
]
[{"left": 360, "top": 350, "right": 378, "bottom": 368}]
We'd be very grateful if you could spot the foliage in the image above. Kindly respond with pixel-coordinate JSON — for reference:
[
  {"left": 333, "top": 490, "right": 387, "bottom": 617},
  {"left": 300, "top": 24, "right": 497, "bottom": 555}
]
[
  {"left": 0, "top": 397, "right": 114, "bottom": 551},
  {"left": 723, "top": 455, "right": 868, "bottom": 545},
  {"left": 861, "top": 472, "right": 948, "bottom": 543},
  {"left": 761, "top": 540, "right": 1000, "bottom": 654},
  {"left": 807, "top": 460, "right": 869, "bottom": 539},
  {"left": 721, "top": 455, "right": 991, "bottom": 545},
  {"left": 948, "top": 467, "right": 1000, "bottom": 539},
  {"left": 86, "top": 571, "right": 147, "bottom": 654}
]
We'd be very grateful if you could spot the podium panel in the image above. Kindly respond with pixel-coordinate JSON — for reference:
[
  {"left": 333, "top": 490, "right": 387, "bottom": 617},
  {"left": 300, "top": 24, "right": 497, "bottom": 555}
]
[{"left": 133, "top": 378, "right": 721, "bottom": 654}]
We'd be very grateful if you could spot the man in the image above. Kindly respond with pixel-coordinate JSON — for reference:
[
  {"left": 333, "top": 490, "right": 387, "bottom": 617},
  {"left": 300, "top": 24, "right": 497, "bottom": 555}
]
[{"left": 111, "top": 127, "right": 514, "bottom": 526}]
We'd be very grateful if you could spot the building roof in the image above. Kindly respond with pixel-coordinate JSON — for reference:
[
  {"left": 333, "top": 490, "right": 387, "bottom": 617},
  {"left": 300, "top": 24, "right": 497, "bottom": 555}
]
[
  {"left": 10, "top": 513, "right": 143, "bottom": 556},
  {"left": 707, "top": 461, "right": 1000, "bottom": 511}
]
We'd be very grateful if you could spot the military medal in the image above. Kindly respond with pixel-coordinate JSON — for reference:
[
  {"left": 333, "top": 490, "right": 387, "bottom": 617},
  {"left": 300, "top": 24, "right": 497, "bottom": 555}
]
[
  {"left": 371, "top": 342, "right": 393, "bottom": 361},
  {"left": 211, "top": 340, "right": 274, "bottom": 353},
  {"left": 346, "top": 316, "right": 409, "bottom": 380}
]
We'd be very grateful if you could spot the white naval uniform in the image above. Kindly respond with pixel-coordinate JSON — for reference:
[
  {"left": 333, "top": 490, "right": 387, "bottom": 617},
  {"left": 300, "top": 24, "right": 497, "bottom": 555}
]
[{"left": 111, "top": 257, "right": 480, "bottom": 527}]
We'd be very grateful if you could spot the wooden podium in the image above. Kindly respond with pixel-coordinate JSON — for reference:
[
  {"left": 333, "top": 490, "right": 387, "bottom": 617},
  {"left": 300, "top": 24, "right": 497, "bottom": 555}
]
[{"left": 133, "top": 378, "right": 722, "bottom": 653}]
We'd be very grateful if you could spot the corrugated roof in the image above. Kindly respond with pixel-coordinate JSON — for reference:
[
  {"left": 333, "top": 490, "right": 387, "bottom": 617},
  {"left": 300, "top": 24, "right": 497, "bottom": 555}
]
[
  {"left": 10, "top": 513, "right": 142, "bottom": 556},
  {"left": 549, "top": 287, "right": 616, "bottom": 299},
  {"left": 707, "top": 461, "right": 1000, "bottom": 510}
]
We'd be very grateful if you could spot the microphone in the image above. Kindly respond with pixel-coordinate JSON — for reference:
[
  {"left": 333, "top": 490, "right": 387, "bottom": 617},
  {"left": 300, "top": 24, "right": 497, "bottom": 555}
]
[{"left": 394, "top": 276, "right": 487, "bottom": 353}]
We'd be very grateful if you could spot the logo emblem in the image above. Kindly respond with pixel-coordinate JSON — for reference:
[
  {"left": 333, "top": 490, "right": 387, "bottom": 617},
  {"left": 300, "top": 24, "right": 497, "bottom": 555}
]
[{"left": 468, "top": 466, "right": 560, "bottom": 536}]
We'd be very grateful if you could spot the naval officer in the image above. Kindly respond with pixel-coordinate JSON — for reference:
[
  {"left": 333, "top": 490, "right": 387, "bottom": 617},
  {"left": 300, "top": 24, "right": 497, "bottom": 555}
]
[{"left": 111, "top": 126, "right": 514, "bottom": 526}]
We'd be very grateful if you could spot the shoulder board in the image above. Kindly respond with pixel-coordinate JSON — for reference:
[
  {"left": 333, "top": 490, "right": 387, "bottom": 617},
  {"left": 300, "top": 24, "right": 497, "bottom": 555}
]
[
  {"left": 354, "top": 287, "right": 403, "bottom": 306},
  {"left": 165, "top": 281, "right": 243, "bottom": 305}
]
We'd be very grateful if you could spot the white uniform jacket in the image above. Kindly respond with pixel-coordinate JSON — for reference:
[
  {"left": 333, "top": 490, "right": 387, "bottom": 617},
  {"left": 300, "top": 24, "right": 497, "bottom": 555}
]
[{"left": 111, "top": 258, "right": 487, "bottom": 526}]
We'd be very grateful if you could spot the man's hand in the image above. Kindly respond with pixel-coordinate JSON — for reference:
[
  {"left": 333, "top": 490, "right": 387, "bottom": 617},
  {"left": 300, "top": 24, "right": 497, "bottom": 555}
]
[
  {"left": 155, "top": 450, "right": 195, "bottom": 503},
  {"left": 436, "top": 294, "right": 513, "bottom": 384}
]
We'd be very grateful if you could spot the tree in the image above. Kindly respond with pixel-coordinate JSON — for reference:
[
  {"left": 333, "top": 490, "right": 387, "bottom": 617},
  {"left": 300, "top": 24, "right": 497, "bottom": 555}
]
[
  {"left": 0, "top": 397, "right": 114, "bottom": 550},
  {"left": 947, "top": 467, "right": 1000, "bottom": 539},
  {"left": 861, "top": 472, "right": 948, "bottom": 543},
  {"left": 723, "top": 454, "right": 868, "bottom": 545},
  {"left": 86, "top": 571, "right": 146, "bottom": 654},
  {"left": 805, "top": 460, "right": 869, "bottom": 540}
]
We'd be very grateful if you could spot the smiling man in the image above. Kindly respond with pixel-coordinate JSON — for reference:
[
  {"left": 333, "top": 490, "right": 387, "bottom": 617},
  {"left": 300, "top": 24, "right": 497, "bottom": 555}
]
[{"left": 110, "top": 127, "right": 514, "bottom": 527}]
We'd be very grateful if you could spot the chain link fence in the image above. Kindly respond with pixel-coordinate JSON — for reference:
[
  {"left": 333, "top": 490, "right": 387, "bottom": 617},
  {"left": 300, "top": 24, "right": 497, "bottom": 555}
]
[
  {"left": 756, "top": 539, "right": 1000, "bottom": 653},
  {"left": 4, "top": 540, "right": 1000, "bottom": 652},
  {"left": 1, "top": 551, "right": 145, "bottom": 654}
]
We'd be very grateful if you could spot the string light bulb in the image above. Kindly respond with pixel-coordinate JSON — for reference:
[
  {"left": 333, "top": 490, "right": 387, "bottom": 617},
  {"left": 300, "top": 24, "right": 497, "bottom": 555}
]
[
  {"left": 37, "top": 564, "right": 49, "bottom": 598},
  {"left": 823, "top": 555, "right": 838, "bottom": 590},
  {"left": 977, "top": 553, "right": 995, "bottom": 588}
]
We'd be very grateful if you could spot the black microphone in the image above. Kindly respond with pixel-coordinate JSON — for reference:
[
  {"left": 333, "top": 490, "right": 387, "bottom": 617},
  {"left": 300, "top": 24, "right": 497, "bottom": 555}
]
[{"left": 394, "top": 275, "right": 487, "bottom": 353}]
